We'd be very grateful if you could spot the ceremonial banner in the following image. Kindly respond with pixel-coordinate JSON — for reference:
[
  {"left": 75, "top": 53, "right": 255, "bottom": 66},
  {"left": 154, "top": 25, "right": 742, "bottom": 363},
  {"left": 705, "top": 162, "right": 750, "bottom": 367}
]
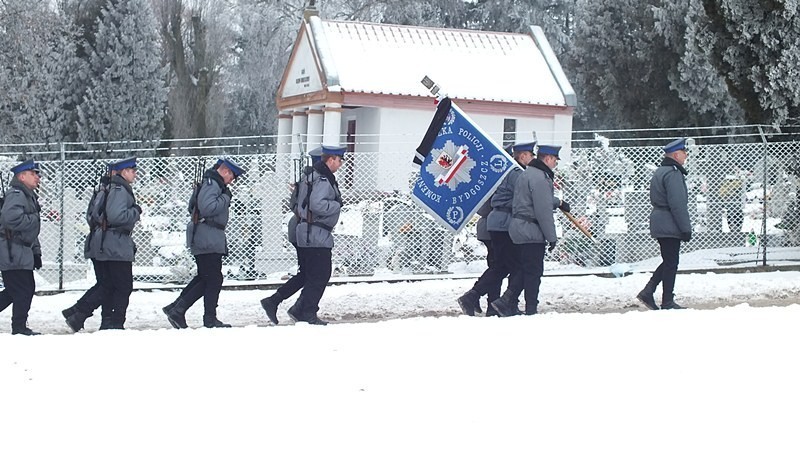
[{"left": 412, "top": 97, "right": 518, "bottom": 233}]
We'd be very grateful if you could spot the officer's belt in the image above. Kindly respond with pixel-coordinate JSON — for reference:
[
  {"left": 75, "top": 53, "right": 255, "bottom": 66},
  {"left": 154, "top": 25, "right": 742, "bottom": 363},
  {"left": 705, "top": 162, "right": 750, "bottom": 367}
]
[
  {"left": 512, "top": 213, "right": 539, "bottom": 225},
  {"left": 494, "top": 207, "right": 512, "bottom": 213},
  {"left": 197, "top": 218, "right": 226, "bottom": 230},
  {"left": 105, "top": 227, "right": 132, "bottom": 236},
  {"left": 300, "top": 219, "right": 333, "bottom": 232}
]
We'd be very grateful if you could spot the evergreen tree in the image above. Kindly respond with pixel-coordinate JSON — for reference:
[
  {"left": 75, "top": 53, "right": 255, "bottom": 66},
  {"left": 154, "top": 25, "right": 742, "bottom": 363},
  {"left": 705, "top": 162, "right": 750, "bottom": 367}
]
[
  {"left": 469, "top": 0, "right": 575, "bottom": 55},
  {"left": 0, "top": 0, "right": 87, "bottom": 145},
  {"left": 78, "top": 0, "right": 167, "bottom": 143},
  {"left": 567, "top": 0, "right": 693, "bottom": 130},
  {"left": 698, "top": 0, "right": 800, "bottom": 125},
  {"left": 651, "top": 0, "right": 744, "bottom": 126}
]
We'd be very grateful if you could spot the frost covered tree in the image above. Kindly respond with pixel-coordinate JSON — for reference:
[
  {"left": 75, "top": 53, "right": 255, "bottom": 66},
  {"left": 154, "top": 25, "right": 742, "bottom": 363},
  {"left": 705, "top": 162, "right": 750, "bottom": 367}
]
[
  {"left": 697, "top": 0, "right": 800, "bottom": 125},
  {"left": 567, "top": 0, "right": 703, "bottom": 130},
  {"left": 78, "top": 0, "right": 167, "bottom": 143},
  {"left": 468, "top": 0, "right": 575, "bottom": 55},
  {"left": 154, "top": 0, "right": 235, "bottom": 141},
  {"left": 650, "top": 0, "right": 744, "bottom": 127},
  {"left": 0, "top": 0, "right": 87, "bottom": 145}
]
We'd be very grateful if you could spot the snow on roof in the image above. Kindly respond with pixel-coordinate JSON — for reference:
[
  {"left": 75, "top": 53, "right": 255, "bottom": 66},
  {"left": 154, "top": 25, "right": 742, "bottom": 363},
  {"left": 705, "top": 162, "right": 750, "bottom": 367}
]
[{"left": 309, "top": 17, "right": 573, "bottom": 107}]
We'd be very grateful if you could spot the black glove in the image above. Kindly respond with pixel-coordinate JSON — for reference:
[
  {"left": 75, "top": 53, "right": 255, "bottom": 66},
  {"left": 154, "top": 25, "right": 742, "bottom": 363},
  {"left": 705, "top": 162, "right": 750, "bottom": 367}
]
[
  {"left": 132, "top": 204, "right": 142, "bottom": 214},
  {"left": 680, "top": 231, "right": 692, "bottom": 242},
  {"left": 558, "top": 200, "right": 571, "bottom": 213},
  {"left": 33, "top": 254, "right": 42, "bottom": 270},
  {"left": 547, "top": 241, "right": 557, "bottom": 252}
]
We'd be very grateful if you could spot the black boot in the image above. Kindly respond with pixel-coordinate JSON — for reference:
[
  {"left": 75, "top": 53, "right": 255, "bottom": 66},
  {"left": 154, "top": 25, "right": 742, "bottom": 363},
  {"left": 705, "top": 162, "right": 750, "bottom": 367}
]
[
  {"left": 636, "top": 281, "right": 659, "bottom": 310},
  {"left": 162, "top": 300, "right": 178, "bottom": 315},
  {"left": 203, "top": 315, "right": 231, "bottom": 328},
  {"left": 12, "top": 326, "right": 41, "bottom": 336},
  {"left": 287, "top": 304, "right": 302, "bottom": 322},
  {"left": 61, "top": 306, "right": 76, "bottom": 320},
  {"left": 456, "top": 289, "right": 479, "bottom": 316},
  {"left": 165, "top": 298, "right": 189, "bottom": 329},
  {"left": 12, "top": 321, "right": 40, "bottom": 336},
  {"left": 491, "top": 294, "right": 521, "bottom": 317},
  {"left": 486, "top": 302, "right": 500, "bottom": 317},
  {"left": 305, "top": 314, "right": 328, "bottom": 326},
  {"left": 260, "top": 293, "right": 282, "bottom": 325},
  {"left": 65, "top": 310, "right": 92, "bottom": 333},
  {"left": 660, "top": 293, "right": 684, "bottom": 310}
]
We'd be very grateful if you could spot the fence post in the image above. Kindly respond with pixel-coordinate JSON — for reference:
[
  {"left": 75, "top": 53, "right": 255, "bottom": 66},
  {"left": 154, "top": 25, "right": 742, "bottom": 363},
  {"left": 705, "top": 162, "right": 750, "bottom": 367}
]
[
  {"left": 58, "top": 142, "right": 66, "bottom": 289},
  {"left": 757, "top": 126, "right": 769, "bottom": 266}
]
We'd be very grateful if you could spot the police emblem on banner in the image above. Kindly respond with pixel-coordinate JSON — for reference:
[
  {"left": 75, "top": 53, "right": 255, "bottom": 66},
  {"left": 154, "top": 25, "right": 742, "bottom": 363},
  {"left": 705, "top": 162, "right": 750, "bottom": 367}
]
[{"left": 412, "top": 97, "right": 518, "bottom": 233}]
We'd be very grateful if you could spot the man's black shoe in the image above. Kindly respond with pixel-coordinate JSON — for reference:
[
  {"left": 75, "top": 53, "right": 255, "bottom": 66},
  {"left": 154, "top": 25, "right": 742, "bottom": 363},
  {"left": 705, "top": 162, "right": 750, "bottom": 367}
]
[
  {"left": 456, "top": 290, "right": 479, "bottom": 316},
  {"left": 61, "top": 307, "right": 75, "bottom": 320},
  {"left": 12, "top": 327, "right": 41, "bottom": 336},
  {"left": 305, "top": 315, "right": 328, "bottom": 326},
  {"left": 65, "top": 312, "right": 90, "bottom": 333},
  {"left": 166, "top": 309, "right": 188, "bottom": 329},
  {"left": 203, "top": 317, "right": 232, "bottom": 328},
  {"left": 287, "top": 305, "right": 301, "bottom": 322},
  {"left": 661, "top": 301, "right": 684, "bottom": 310},
  {"left": 161, "top": 301, "right": 177, "bottom": 316},
  {"left": 636, "top": 291, "right": 659, "bottom": 310},
  {"left": 491, "top": 297, "right": 519, "bottom": 317},
  {"left": 260, "top": 295, "right": 281, "bottom": 325}
]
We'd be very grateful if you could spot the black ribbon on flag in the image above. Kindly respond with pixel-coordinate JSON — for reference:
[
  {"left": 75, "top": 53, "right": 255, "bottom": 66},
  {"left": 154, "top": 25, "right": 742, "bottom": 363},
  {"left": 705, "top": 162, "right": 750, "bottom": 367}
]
[{"left": 413, "top": 97, "right": 452, "bottom": 166}]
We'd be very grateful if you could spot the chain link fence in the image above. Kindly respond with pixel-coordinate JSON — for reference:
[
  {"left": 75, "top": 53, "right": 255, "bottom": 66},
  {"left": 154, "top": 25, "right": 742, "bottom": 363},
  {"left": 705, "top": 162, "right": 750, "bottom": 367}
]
[{"left": 0, "top": 132, "right": 798, "bottom": 291}]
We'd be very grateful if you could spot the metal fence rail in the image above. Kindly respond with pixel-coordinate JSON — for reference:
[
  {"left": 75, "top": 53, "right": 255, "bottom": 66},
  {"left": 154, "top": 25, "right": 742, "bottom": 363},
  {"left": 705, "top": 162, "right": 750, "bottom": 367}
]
[{"left": 0, "top": 133, "right": 798, "bottom": 291}]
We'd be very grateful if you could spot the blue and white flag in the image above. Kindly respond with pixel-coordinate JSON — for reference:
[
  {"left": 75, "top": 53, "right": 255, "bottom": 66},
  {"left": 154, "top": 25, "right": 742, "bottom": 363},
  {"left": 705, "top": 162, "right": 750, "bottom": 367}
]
[{"left": 412, "top": 97, "right": 518, "bottom": 233}]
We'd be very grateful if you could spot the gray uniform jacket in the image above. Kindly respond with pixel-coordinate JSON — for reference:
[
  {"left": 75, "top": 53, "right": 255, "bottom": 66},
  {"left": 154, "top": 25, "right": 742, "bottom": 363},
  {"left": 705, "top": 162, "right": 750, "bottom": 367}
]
[
  {"left": 186, "top": 169, "right": 231, "bottom": 256},
  {"left": 92, "top": 174, "right": 140, "bottom": 262},
  {"left": 509, "top": 159, "right": 558, "bottom": 245},
  {"left": 487, "top": 168, "right": 522, "bottom": 232},
  {"left": 649, "top": 158, "right": 691, "bottom": 239},
  {"left": 0, "top": 179, "right": 41, "bottom": 271},
  {"left": 295, "top": 161, "right": 342, "bottom": 249},
  {"left": 475, "top": 197, "right": 493, "bottom": 241}
]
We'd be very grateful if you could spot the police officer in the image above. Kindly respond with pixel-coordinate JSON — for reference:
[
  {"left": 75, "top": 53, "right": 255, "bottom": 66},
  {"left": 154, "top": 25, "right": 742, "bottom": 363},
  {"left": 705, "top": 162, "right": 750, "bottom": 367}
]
[
  {"left": 288, "top": 145, "right": 345, "bottom": 325},
  {"left": 636, "top": 138, "right": 692, "bottom": 310},
  {"left": 493, "top": 144, "right": 562, "bottom": 316},
  {"left": 455, "top": 142, "right": 537, "bottom": 316},
  {"left": 259, "top": 147, "right": 323, "bottom": 325},
  {"left": 92, "top": 157, "right": 141, "bottom": 329},
  {"left": 62, "top": 162, "right": 114, "bottom": 332},
  {"left": 0, "top": 159, "right": 43, "bottom": 335},
  {"left": 163, "top": 158, "right": 245, "bottom": 329}
]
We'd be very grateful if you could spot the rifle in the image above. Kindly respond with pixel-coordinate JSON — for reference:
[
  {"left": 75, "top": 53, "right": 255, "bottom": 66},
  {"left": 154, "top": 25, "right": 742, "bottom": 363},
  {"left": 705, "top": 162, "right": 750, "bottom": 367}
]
[
  {"left": 0, "top": 170, "right": 10, "bottom": 262},
  {"left": 189, "top": 158, "right": 206, "bottom": 244}
]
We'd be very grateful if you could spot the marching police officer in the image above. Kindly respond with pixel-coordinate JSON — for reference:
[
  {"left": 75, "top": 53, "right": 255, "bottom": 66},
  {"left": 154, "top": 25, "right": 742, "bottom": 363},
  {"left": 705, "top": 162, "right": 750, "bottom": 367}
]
[
  {"left": 636, "top": 138, "right": 692, "bottom": 310},
  {"left": 163, "top": 158, "right": 245, "bottom": 328},
  {"left": 493, "top": 144, "right": 562, "bottom": 316},
  {"left": 0, "top": 159, "right": 43, "bottom": 335},
  {"left": 455, "top": 142, "right": 537, "bottom": 316},
  {"left": 62, "top": 162, "right": 115, "bottom": 332},
  {"left": 260, "top": 147, "right": 322, "bottom": 325},
  {"left": 91, "top": 157, "right": 141, "bottom": 329},
  {"left": 287, "top": 145, "right": 345, "bottom": 325}
]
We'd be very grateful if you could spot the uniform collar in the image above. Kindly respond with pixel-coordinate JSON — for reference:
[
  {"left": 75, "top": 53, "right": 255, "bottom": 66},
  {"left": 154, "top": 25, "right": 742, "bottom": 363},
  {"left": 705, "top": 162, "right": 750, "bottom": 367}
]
[{"left": 660, "top": 157, "right": 688, "bottom": 175}]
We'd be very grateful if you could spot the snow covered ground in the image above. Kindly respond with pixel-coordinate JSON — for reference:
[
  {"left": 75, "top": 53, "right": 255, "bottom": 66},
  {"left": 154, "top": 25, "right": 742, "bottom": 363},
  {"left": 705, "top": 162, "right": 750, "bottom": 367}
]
[{"left": 2, "top": 270, "right": 800, "bottom": 450}]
